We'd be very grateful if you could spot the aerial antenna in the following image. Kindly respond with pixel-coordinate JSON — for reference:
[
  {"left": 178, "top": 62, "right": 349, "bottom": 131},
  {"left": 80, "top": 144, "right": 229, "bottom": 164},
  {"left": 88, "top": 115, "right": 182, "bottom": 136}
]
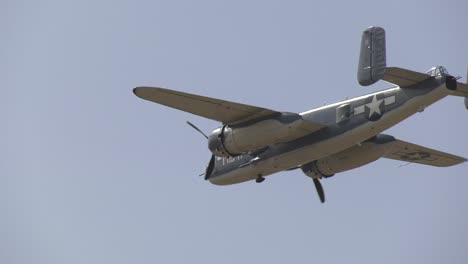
[{"left": 398, "top": 162, "right": 412, "bottom": 168}]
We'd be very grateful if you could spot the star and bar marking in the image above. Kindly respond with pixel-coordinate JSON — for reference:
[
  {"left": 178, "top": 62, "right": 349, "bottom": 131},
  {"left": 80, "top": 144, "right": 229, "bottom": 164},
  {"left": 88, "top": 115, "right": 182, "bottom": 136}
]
[{"left": 353, "top": 94, "right": 396, "bottom": 120}]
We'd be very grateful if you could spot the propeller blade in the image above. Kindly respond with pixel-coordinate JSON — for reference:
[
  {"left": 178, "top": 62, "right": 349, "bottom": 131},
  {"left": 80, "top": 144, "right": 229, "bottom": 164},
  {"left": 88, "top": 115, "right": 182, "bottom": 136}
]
[
  {"left": 185, "top": 121, "right": 214, "bottom": 179},
  {"left": 313, "top": 178, "right": 325, "bottom": 203},
  {"left": 186, "top": 121, "right": 208, "bottom": 139},
  {"left": 205, "top": 155, "right": 215, "bottom": 180}
]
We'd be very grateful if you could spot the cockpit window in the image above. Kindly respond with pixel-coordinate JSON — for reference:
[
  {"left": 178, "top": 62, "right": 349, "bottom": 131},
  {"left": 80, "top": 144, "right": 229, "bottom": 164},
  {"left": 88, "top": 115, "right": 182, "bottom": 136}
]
[
  {"left": 440, "top": 67, "right": 448, "bottom": 75},
  {"left": 426, "top": 66, "right": 448, "bottom": 76}
]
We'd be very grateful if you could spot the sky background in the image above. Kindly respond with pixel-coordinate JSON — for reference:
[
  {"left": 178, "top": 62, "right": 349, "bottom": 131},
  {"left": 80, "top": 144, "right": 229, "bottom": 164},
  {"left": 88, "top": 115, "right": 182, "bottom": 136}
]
[{"left": 3, "top": 1, "right": 468, "bottom": 263}]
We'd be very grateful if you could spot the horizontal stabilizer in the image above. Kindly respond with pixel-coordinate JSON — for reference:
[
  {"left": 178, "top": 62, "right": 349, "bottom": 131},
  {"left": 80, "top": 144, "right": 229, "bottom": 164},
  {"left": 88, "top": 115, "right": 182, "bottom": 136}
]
[
  {"left": 447, "top": 65, "right": 468, "bottom": 99},
  {"left": 383, "top": 138, "right": 466, "bottom": 167},
  {"left": 383, "top": 67, "right": 432, "bottom": 88},
  {"left": 133, "top": 87, "right": 280, "bottom": 125},
  {"left": 447, "top": 82, "right": 468, "bottom": 97}
]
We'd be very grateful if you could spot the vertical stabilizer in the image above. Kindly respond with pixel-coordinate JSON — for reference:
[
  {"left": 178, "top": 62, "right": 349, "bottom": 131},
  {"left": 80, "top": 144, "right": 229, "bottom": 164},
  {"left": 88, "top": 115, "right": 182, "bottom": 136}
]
[
  {"left": 357, "top": 27, "right": 386, "bottom": 86},
  {"left": 465, "top": 66, "right": 468, "bottom": 109}
]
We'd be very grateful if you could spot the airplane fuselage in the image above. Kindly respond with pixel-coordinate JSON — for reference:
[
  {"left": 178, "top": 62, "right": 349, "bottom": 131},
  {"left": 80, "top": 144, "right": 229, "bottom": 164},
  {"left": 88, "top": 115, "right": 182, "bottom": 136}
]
[
  {"left": 134, "top": 26, "right": 467, "bottom": 203},
  {"left": 208, "top": 76, "right": 448, "bottom": 185}
]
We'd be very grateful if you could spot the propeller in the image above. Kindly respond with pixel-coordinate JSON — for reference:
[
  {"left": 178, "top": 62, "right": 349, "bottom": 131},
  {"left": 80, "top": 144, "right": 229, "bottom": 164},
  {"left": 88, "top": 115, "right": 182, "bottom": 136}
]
[
  {"left": 186, "top": 121, "right": 215, "bottom": 180},
  {"left": 288, "top": 166, "right": 326, "bottom": 203},
  {"left": 186, "top": 121, "right": 208, "bottom": 139},
  {"left": 205, "top": 155, "right": 215, "bottom": 180},
  {"left": 312, "top": 178, "right": 325, "bottom": 203},
  {"left": 187, "top": 121, "right": 327, "bottom": 199}
]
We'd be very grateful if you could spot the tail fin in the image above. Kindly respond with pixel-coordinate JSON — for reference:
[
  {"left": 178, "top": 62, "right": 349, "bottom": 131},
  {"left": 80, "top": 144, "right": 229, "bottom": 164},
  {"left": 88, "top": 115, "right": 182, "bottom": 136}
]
[
  {"left": 465, "top": 66, "right": 468, "bottom": 109},
  {"left": 356, "top": 27, "right": 467, "bottom": 97},
  {"left": 356, "top": 27, "right": 431, "bottom": 88},
  {"left": 357, "top": 27, "right": 386, "bottom": 86}
]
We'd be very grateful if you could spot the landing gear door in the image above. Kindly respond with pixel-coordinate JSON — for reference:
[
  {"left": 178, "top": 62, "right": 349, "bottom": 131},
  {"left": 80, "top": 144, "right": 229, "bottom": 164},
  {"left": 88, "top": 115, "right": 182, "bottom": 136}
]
[{"left": 357, "top": 27, "right": 386, "bottom": 86}]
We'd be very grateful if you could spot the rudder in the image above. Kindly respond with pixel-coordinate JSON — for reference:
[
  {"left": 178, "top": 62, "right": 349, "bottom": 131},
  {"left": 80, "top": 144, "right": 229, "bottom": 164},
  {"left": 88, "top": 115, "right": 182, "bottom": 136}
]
[{"left": 357, "top": 27, "right": 386, "bottom": 86}]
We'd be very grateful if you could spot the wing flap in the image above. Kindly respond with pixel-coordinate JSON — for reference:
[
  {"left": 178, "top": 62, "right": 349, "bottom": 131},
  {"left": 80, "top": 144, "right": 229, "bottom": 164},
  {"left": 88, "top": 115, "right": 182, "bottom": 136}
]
[
  {"left": 297, "top": 119, "right": 326, "bottom": 133},
  {"left": 383, "top": 67, "right": 432, "bottom": 88},
  {"left": 133, "top": 87, "right": 279, "bottom": 125},
  {"left": 384, "top": 139, "right": 467, "bottom": 167}
]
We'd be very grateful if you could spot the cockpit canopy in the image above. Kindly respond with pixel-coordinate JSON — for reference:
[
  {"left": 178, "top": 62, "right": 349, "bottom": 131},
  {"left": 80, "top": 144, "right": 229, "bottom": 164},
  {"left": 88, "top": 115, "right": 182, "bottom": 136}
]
[{"left": 426, "top": 66, "right": 449, "bottom": 77}]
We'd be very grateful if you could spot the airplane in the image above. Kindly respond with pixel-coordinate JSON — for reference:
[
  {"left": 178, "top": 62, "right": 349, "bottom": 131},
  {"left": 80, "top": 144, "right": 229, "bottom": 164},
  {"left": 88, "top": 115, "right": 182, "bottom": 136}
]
[{"left": 133, "top": 27, "right": 467, "bottom": 203}]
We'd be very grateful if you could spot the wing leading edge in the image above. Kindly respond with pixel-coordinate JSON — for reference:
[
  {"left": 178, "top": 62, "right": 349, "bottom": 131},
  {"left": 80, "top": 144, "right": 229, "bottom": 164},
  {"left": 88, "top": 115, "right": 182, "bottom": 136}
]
[
  {"left": 134, "top": 87, "right": 279, "bottom": 125},
  {"left": 383, "top": 138, "right": 467, "bottom": 167},
  {"left": 134, "top": 86, "right": 326, "bottom": 137}
]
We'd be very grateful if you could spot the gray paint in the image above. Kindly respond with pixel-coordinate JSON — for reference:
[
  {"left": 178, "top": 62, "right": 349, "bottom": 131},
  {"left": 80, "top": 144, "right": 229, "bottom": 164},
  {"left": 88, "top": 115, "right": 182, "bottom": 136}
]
[
  {"left": 208, "top": 75, "right": 446, "bottom": 180},
  {"left": 6, "top": 2, "right": 468, "bottom": 263},
  {"left": 358, "top": 27, "right": 386, "bottom": 86}
]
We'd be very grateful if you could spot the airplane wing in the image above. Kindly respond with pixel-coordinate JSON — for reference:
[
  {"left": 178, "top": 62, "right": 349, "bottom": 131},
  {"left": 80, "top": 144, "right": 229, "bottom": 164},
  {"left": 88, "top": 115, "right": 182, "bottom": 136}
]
[
  {"left": 383, "top": 138, "right": 467, "bottom": 167},
  {"left": 133, "top": 86, "right": 281, "bottom": 125},
  {"left": 383, "top": 67, "right": 432, "bottom": 88}
]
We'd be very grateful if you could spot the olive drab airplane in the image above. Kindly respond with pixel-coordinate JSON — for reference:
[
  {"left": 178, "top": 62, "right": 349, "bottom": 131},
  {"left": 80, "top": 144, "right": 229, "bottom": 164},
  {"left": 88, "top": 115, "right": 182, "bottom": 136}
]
[{"left": 134, "top": 27, "right": 468, "bottom": 203}]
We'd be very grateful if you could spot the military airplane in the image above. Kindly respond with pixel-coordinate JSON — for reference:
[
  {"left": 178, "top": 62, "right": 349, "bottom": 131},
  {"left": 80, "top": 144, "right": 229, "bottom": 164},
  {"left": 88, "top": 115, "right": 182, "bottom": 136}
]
[{"left": 134, "top": 27, "right": 467, "bottom": 203}]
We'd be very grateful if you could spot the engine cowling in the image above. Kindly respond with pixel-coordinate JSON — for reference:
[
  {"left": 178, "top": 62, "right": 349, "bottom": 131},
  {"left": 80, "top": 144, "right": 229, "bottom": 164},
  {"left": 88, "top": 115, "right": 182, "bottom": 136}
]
[
  {"left": 208, "top": 113, "right": 312, "bottom": 158},
  {"left": 302, "top": 134, "right": 395, "bottom": 178}
]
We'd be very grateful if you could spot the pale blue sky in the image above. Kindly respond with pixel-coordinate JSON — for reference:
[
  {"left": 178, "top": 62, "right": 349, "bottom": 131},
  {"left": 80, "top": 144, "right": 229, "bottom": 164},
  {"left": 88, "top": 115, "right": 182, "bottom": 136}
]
[{"left": 3, "top": 1, "right": 468, "bottom": 263}]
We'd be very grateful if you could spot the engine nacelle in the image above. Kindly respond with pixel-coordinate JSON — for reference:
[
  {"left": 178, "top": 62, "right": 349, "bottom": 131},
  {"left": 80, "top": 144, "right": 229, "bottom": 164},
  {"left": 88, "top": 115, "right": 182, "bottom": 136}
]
[
  {"left": 208, "top": 113, "right": 312, "bottom": 157},
  {"left": 302, "top": 135, "right": 395, "bottom": 178}
]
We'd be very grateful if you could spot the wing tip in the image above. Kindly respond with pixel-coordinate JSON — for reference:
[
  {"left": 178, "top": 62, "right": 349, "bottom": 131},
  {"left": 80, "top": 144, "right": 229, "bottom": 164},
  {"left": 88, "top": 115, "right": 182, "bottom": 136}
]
[
  {"left": 133, "top": 86, "right": 155, "bottom": 99},
  {"left": 133, "top": 87, "right": 146, "bottom": 96},
  {"left": 133, "top": 87, "right": 142, "bottom": 96},
  {"left": 437, "top": 157, "right": 468, "bottom": 167}
]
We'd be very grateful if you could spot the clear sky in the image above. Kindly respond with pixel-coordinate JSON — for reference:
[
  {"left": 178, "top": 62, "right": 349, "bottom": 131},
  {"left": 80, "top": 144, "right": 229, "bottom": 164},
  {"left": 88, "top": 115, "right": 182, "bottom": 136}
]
[{"left": 3, "top": 1, "right": 468, "bottom": 263}]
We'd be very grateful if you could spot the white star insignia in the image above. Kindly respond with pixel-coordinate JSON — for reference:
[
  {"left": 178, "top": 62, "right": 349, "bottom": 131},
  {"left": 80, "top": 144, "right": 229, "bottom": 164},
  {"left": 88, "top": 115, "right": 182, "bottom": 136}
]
[{"left": 366, "top": 95, "right": 383, "bottom": 118}]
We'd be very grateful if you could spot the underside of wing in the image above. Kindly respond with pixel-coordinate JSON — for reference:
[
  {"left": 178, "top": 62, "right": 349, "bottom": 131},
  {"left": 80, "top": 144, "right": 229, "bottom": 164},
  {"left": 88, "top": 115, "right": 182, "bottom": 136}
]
[
  {"left": 384, "top": 138, "right": 467, "bottom": 167},
  {"left": 383, "top": 67, "right": 432, "bottom": 88},
  {"left": 134, "top": 87, "right": 279, "bottom": 125}
]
